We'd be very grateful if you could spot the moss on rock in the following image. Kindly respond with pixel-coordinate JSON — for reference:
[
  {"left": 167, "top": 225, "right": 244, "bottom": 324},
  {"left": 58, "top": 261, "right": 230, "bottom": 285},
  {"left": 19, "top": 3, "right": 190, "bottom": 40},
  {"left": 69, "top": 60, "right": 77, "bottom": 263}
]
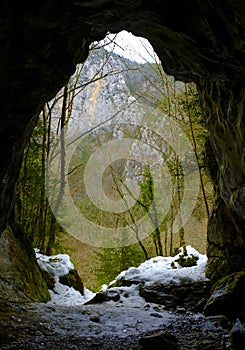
[
  {"left": 204, "top": 271, "right": 245, "bottom": 319},
  {"left": 0, "top": 227, "right": 50, "bottom": 302},
  {"left": 175, "top": 254, "right": 198, "bottom": 267},
  {"left": 59, "top": 269, "right": 84, "bottom": 295}
]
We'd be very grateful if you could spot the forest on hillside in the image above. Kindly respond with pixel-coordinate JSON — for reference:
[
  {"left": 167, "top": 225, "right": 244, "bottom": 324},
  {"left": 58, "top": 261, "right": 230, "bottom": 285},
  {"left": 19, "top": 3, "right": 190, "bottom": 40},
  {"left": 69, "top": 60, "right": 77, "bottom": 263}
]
[{"left": 14, "top": 42, "right": 213, "bottom": 290}]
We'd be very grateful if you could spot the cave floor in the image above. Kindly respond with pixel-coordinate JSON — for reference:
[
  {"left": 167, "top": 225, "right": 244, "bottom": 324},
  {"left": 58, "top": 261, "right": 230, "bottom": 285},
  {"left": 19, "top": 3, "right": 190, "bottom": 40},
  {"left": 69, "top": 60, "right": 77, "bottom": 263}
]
[{"left": 0, "top": 301, "right": 231, "bottom": 349}]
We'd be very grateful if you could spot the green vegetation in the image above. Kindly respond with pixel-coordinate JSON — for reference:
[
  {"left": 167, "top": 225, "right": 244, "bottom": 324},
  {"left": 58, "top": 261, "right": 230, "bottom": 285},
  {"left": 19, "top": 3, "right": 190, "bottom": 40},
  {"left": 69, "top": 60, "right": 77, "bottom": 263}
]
[
  {"left": 175, "top": 253, "right": 198, "bottom": 267},
  {"left": 15, "top": 114, "right": 55, "bottom": 251},
  {"left": 95, "top": 245, "right": 145, "bottom": 286}
]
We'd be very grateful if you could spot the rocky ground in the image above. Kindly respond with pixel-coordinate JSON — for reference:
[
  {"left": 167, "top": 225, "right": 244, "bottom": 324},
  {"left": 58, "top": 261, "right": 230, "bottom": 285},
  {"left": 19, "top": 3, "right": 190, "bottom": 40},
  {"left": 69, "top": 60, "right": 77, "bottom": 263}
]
[{"left": 0, "top": 298, "right": 234, "bottom": 350}]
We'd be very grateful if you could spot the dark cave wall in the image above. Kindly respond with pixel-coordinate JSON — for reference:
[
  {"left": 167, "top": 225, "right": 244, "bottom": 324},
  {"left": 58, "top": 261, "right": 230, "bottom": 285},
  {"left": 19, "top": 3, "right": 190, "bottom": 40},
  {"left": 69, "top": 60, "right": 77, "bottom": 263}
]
[
  {"left": 198, "top": 79, "right": 245, "bottom": 279},
  {"left": 0, "top": 0, "right": 93, "bottom": 230},
  {"left": 0, "top": 1, "right": 245, "bottom": 298}
]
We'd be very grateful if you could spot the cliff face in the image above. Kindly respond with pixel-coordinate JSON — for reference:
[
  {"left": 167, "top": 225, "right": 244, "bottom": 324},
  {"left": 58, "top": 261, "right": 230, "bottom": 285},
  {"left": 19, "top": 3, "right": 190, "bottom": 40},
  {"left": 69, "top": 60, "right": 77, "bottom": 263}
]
[
  {"left": 0, "top": 0, "right": 245, "bottom": 298},
  {"left": 68, "top": 49, "right": 155, "bottom": 134}
]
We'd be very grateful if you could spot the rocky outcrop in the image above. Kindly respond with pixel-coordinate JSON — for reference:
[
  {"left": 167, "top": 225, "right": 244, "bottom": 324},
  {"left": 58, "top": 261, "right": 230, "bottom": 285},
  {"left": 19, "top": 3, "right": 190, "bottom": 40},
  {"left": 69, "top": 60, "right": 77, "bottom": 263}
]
[
  {"left": 59, "top": 269, "right": 84, "bottom": 295},
  {"left": 0, "top": 1, "right": 245, "bottom": 300},
  {"left": 0, "top": 227, "right": 50, "bottom": 302},
  {"left": 204, "top": 271, "right": 245, "bottom": 320},
  {"left": 139, "top": 281, "right": 212, "bottom": 312},
  {"left": 84, "top": 290, "right": 120, "bottom": 304},
  {"left": 199, "top": 80, "right": 245, "bottom": 280},
  {"left": 230, "top": 318, "right": 245, "bottom": 350}
]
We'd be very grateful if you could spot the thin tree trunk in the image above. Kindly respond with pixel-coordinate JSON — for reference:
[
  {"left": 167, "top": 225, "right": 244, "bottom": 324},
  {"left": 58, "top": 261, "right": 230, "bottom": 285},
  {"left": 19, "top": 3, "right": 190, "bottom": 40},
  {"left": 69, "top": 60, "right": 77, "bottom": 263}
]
[
  {"left": 164, "top": 229, "right": 168, "bottom": 256},
  {"left": 184, "top": 84, "right": 210, "bottom": 218},
  {"left": 46, "top": 84, "right": 68, "bottom": 255},
  {"left": 38, "top": 107, "right": 48, "bottom": 251},
  {"left": 176, "top": 158, "right": 187, "bottom": 256},
  {"left": 169, "top": 204, "right": 174, "bottom": 256},
  {"left": 111, "top": 171, "right": 149, "bottom": 260}
]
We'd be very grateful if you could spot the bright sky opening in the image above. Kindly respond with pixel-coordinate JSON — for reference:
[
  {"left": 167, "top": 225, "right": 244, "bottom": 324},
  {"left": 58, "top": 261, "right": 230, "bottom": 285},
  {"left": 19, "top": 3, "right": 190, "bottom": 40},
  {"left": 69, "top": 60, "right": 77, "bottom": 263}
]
[{"left": 101, "top": 30, "right": 159, "bottom": 64}]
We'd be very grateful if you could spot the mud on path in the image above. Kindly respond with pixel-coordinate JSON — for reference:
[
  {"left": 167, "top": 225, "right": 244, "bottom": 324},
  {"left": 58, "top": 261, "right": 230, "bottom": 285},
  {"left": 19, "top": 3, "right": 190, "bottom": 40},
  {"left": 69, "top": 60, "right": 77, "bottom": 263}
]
[{"left": 0, "top": 300, "right": 231, "bottom": 349}]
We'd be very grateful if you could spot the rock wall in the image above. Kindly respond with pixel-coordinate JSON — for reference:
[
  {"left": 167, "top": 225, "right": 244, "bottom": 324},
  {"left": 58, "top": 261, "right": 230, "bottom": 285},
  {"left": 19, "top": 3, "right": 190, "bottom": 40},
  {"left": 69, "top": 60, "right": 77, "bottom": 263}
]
[
  {"left": 199, "top": 80, "right": 245, "bottom": 279},
  {"left": 0, "top": 1, "right": 245, "bottom": 299},
  {"left": 0, "top": 227, "right": 50, "bottom": 302}
]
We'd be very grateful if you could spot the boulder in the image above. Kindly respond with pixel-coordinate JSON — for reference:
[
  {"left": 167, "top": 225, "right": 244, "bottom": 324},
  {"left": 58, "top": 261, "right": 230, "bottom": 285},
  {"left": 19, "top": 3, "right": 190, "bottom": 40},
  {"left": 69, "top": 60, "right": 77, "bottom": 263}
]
[
  {"left": 84, "top": 290, "right": 120, "bottom": 305},
  {"left": 41, "top": 269, "right": 55, "bottom": 290},
  {"left": 59, "top": 269, "right": 84, "bottom": 295},
  {"left": 193, "top": 340, "right": 225, "bottom": 350},
  {"left": 204, "top": 271, "right": 245, "bottom": 319},
  {"left": 139, "top": 281, "right": 211, "bottom": 311},
  {"left": 230, "top": 318, "right": 245, "bottom": 350},
  {"left": 109, "top": 276, "right": 140, "bottom": 288},
  {"left": 139, "top": 283, "right": 178, "bottom": 308}
]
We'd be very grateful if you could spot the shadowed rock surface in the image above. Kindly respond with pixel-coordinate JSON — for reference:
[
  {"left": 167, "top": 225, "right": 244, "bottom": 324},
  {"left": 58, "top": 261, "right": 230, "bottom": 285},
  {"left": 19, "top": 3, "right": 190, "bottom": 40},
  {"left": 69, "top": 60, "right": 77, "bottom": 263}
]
[
  {"left": 0, "top": 227, "right": 50, "bottom": 302},
  {"left": 204, "top": 271, "right": 245, "bottom": 320},
  {"left": 59, "top": 269, "right": 84, "bottom": 295}
]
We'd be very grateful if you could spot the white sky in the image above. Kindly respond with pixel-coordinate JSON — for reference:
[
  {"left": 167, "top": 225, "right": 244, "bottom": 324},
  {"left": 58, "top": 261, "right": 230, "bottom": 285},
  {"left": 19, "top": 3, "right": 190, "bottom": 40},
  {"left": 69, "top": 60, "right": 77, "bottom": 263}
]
[{"left": 100, "top": 30, "right": 159, "bottom": 64}]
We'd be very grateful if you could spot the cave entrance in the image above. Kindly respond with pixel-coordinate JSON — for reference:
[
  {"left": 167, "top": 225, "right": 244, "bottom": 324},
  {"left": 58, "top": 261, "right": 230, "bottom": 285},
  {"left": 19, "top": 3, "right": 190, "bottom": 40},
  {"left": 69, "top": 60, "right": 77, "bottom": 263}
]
[
  {"left": 1, "top": 5, "right": 245, "bottom": 346},
  {"left": 16, "top": 30, "right": 211, "bottom": 293}
]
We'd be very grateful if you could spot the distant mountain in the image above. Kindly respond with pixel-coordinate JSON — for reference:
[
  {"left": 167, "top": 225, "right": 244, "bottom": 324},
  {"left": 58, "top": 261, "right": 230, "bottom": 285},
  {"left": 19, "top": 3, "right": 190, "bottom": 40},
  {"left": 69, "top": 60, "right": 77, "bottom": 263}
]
[{"left": 67, "top": 48, "right": 164, "bottom": 135}]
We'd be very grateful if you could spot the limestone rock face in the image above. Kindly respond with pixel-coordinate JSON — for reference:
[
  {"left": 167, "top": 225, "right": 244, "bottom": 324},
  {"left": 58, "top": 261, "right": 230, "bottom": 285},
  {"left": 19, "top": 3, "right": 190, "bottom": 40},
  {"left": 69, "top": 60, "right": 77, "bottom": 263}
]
[
  {"left": 0, "top": 0, "right": 245, "bottom": 300},
  {"left": 0, "top": 227, "right": 50, "bottom": 302}
]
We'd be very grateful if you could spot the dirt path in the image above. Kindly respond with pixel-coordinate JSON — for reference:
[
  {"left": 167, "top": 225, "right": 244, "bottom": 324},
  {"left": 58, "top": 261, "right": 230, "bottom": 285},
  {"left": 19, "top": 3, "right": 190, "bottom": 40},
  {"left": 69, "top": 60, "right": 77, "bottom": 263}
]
[{"left": 0, "top": 301, "right": 231, "bottom": 349}]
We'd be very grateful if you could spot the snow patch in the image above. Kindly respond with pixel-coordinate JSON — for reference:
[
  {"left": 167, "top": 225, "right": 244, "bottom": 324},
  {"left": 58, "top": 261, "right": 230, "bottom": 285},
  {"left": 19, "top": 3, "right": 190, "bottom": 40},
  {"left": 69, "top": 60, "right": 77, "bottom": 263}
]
[
  {"left": 103, "top": 245, "right": 209, "bottom": 306},
  {"left": 35, "top": 249, "right": 95, "bottom": 305},
  {"left": 48, "top": 283, "right": 95, "bottom": 306},
  {"left": 35, "top": 249, "right": 74, "bottom": 282},
  {"left": 110, "top": 245, "right": 208, "bottom": 288},
  {"left": 35, "top": 245, "right": 207, "bottom": 307}
]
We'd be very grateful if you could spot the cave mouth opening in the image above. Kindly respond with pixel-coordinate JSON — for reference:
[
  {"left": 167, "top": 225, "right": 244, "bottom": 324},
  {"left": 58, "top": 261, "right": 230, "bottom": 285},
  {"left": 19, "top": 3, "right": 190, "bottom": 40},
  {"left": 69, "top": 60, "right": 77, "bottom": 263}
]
[{"left": 15, "top": 29, "right": 211, "bottom": 295}]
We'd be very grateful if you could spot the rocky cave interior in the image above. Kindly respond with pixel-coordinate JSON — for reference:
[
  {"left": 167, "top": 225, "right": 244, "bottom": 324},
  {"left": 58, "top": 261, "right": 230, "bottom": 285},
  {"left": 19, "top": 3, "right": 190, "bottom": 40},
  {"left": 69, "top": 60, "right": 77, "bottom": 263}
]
[{"left": 0, "top": 0, "right": 245, "bottom": 318}]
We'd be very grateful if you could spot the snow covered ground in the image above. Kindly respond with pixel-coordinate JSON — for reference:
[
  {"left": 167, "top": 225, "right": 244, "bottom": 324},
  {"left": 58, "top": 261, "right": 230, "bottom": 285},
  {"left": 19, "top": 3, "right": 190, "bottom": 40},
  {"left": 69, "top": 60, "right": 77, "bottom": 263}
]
[
  {"left": 35, "top": 245, "right": 208, "bottom": 307},
  {"left": 109, "top": 245, "right": 207, "bottom": 287}
]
